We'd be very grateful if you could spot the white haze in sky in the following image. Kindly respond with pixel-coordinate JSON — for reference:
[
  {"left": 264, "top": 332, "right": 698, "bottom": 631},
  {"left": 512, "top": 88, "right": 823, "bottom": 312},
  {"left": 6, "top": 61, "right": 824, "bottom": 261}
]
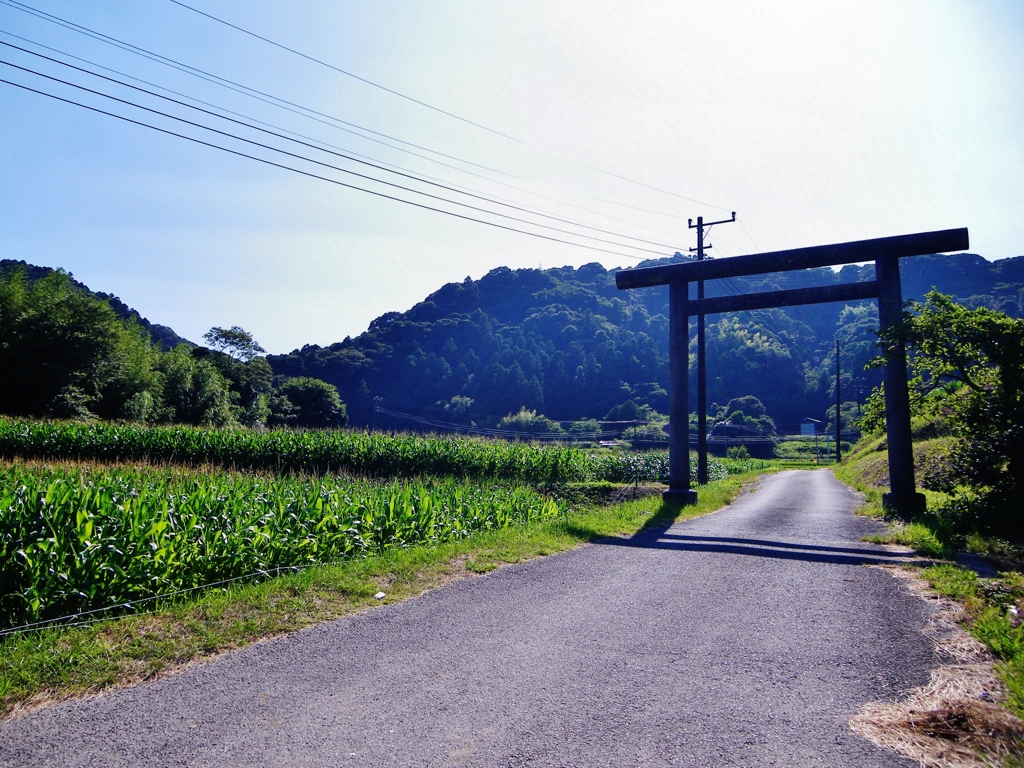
[{"left": 0, "top": 0, "right": 1021, "bottom": 352}]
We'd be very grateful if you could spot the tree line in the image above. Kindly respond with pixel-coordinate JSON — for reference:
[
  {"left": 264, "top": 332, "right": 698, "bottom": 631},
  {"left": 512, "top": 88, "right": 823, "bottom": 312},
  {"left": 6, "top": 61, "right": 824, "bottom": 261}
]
[
  {"left": 3, "top": 250, "right": 1022, "bottom": 443},
  {"left": 268, "top": 252, "right": 1024, "bottom": 433},
  {"left": 0, "top": 265, "right": 346, "bottom": 428},
  {"left": 2, "top": 256, "right": 1020, "bottom": 542}
]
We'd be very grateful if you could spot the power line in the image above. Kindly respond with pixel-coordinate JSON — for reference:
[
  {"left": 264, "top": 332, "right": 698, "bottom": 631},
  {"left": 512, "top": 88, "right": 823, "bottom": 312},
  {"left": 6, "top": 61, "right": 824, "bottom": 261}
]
[
  {"left": 0, "top": 60, "right": 668, "bottom": 256},
  {"left": 0, "top": 74, "right": 653, "bottom": 261},
  {"left": 165, "top": 0, "right": 735, "bottom": 213},
  {"left": 737, "top": 217, "right": 760, "bottom": 251},
  {"left": 0, "top": 13, "right": 697, "bottom": 245},
  {"left": 166, "top": 0, "right": 525, "bottom": 144},
  {"left": 0, "top": 0, "right": 522, "bottom": 181},
  {"left": 0, "top": 28, "right": 684, "bottom": 244},
  {"left": 584, "top": 195, "right": 692, "bottom": 221},
  {"left": 0, "top": 40, "right": 679, "bottom": 253},
  {"left": 4, "top": 0, "right": 726, "bottom": 223}
]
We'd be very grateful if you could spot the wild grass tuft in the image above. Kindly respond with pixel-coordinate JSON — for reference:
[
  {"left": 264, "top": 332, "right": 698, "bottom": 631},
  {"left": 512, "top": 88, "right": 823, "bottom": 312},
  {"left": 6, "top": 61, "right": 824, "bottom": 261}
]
[{"left": 863, "top": 523, "right": 950, "bottom": 559}]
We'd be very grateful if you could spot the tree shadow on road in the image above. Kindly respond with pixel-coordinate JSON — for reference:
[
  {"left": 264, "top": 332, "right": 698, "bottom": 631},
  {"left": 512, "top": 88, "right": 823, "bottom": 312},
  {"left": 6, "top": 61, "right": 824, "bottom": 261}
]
[{"left": 598, "top": 503, "right": 930, "bottom": 567}]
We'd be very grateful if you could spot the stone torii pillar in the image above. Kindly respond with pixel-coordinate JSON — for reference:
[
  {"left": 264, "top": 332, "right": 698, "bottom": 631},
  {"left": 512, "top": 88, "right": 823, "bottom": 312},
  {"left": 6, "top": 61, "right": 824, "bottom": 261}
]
[
  {"left": 667, "top": 276, "right": 697, "bottom": 505},
  {"left": 615, "top": 228, "right": 969, "bottom": 514}
]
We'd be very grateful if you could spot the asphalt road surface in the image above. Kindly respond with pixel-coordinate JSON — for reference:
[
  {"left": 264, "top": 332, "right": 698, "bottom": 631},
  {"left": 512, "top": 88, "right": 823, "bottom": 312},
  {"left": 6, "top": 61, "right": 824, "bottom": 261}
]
[{"left": 0, "top": 470, "right": 938, "bottom": 767}]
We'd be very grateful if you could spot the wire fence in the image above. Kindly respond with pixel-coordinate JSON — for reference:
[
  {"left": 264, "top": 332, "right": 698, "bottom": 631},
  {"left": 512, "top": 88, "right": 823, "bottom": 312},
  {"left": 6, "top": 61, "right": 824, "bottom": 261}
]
[{"left": 0, "top": 563, "right": 313, "bottom": 640}]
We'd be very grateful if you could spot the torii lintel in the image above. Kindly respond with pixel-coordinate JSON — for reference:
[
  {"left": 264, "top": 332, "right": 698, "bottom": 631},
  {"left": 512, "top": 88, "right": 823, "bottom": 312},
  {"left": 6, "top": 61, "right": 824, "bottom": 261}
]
[{"left": 615, "top": 228, "right": 969, "bottom": 290}]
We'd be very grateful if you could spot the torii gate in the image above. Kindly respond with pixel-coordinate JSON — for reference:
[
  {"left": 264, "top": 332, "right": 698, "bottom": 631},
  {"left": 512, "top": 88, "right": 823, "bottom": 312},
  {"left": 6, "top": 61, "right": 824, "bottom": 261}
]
[{"left": 615, "top": 227, "right": 970, "bottom": 515}]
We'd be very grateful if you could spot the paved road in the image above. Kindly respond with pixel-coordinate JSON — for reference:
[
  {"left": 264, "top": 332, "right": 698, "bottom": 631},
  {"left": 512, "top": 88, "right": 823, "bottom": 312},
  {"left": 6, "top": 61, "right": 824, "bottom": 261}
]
[{"left": 0, "top": 470, "right": 937, "bottom": 767}]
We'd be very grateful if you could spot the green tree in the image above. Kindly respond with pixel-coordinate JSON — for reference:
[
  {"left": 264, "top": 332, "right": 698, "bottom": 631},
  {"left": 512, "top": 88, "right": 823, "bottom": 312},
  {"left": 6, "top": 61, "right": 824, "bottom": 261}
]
[
  {"left": 158, "top": 345, "right": 237, "bottom": 426},
  {"left": 568, "top": 418, "right": 601, "bottom": 434},
  {"left": 824, "top": 400, "right": 860, "bottom": 435},
  {"left": 0, "top": 269, "right": 146, "bottom": 418},
  {"left": 716, "top": 396, "right": 776, "bottom": 435},
  {"left": 496, "top": 407, "right": 564, "bottom": 435},
  {"left": 700, "top": 317, "right": 803, "bottom": 426},
  {"left": 604, "top": 399, "right": 649, "bottom": 422},
  {"left": 202, "top": 326, "right": 266, "bottom": 362},
  {"left": 198, "top": 327, "right": 274, "bottom": 426},
  {"left": 722, "top": 395, "right": 765, "bottom": 418},
  {"left": 278, "top": 377, "right": 348, "bottom": 428},
  {"left": 875, "top": 291, "right": 1024, "bottom": 535},
  {"left": 440, "top": 395, "right": 476, "bottom": 425},
  {"left": 93, "top": 321, "right": 164, "bottom": 422}
]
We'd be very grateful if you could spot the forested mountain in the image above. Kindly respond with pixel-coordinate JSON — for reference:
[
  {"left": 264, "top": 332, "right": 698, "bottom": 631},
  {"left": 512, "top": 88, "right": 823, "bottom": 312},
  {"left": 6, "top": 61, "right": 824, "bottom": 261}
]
[
  {"left": 268, "top": 252, "right": 1024, "bottom": 432},
  {"left": 5, "top": 252, "right": 1020, "bottom": 434},
  {"left": 0, "top": 260, "right": 192, "bottom": 350},
  {"left": 0, "top": 264, "right": 347, "bottom": 428}
]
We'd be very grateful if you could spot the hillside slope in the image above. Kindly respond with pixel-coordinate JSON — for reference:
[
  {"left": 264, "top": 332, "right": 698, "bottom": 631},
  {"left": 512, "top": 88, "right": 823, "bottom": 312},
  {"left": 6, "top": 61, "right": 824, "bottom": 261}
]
[
  {"left": 0, "top": 259, "right": 193, "bottom": 350},
  {"left": 268, "top": 252, "right": 1024, "bottom": 430}
]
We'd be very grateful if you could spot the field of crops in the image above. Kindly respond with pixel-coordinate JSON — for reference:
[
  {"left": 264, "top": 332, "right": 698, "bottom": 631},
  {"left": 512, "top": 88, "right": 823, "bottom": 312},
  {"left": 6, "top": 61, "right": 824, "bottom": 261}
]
[
  {"left": 0, "top": 419, "right": 752, "bottom": 631},
  {"left": 0, "top": 419, "right": 599, "bottom": 482},
  {"left": 0, "top": 418, "right": 730, "bottom": 484},
  {"left": 0, "top": 461, "right": 564, "bottom": 629}
]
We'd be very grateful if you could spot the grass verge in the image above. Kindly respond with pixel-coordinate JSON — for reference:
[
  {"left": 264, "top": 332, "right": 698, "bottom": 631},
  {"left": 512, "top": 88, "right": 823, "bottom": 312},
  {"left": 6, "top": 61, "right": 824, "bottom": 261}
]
[
  {"left": 833, "top": 449, "right": 1024, "bottom": 756},
  {"left": 0, "top": 471, "right": 756, "bottom": 719},
  {"left": 833, "top": 459, "right": 957, "bottom": 559},
  {"left": 921, "top": 564, "right": 1024, "bottom": 722}
]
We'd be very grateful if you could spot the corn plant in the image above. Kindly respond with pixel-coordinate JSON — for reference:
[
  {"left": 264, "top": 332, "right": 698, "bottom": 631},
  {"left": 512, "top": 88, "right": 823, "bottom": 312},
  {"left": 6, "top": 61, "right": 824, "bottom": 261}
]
[
  {"left": 0, "top": 462, "right": 564, "bottom": 629},
  {"left": 0, "top": 419, "right": 734, "bottom": 487},
  {"left": 0, "top": 419, "right": 596, "bottom": 483}
]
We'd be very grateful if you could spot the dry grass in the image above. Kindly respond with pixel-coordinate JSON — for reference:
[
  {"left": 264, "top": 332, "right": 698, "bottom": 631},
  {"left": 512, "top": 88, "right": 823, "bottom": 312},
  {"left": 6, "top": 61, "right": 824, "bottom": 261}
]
[
  {"left": 852, "top": 567, "right": 1024, "bottom": 766},
  {"left": 852, "top": 665, "right": 1023, "bottom": 767}
]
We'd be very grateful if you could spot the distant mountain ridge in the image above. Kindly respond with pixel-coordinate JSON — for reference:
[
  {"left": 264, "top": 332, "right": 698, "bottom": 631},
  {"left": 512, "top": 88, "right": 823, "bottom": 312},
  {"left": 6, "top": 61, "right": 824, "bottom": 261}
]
[
  {"left": 0, "top": 260, "right": 193, "bottom": 350},
  {"left": 6, "top": 252, "right": 1021, "bottom": 433},
  {"left": 268, "top": 251, "right": 1024, "bottom": 431}
]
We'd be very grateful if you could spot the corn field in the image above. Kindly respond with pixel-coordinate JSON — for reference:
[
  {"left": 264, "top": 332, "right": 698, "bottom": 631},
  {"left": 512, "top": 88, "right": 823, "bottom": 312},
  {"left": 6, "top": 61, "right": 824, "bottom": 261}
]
[
  {"left": 0, "top": 418, "right": 731, "bottom": 484},
  {"left": 0, "top": 419, "right": 743, "bottom": 629},
  {"left": 0, "top": 462, "right": 564, "bottom": 629},
  {"left": 0, "top": 419, "right": 596, "bottom": 482}
]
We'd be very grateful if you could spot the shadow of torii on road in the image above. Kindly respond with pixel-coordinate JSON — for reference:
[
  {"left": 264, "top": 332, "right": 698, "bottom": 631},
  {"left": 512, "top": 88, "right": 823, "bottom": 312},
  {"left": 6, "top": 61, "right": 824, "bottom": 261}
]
[{"left": 594, "top": 507, "right": 928, "bottom": 568}]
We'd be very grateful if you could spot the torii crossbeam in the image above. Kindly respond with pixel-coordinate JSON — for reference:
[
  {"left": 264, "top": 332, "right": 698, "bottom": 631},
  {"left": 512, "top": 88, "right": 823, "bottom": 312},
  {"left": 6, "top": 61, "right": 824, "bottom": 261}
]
[{"left": 615, "top": 227, "right": 970, "bottom": 514}]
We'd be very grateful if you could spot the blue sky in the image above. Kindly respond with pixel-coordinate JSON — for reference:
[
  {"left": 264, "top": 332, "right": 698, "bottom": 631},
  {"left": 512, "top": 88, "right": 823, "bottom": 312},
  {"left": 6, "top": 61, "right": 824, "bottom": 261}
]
[{"left": 1, "top": 0, "right": 1022, "bottom": 353}]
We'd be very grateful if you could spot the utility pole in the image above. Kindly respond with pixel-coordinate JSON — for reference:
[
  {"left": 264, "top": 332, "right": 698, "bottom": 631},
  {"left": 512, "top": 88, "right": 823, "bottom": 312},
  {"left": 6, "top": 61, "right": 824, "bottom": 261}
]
[
  {"left": 689, "top": 211, "right": 736, "bottom": 483},
  {"left": 853, "top": 377, "right": 864, "bottom": 419},
  {"left": 372, "top": 396, "right": 383, "bottom": 431},
  {"left": 835, "top": 339, "right": 842, "bottom": 463}
]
